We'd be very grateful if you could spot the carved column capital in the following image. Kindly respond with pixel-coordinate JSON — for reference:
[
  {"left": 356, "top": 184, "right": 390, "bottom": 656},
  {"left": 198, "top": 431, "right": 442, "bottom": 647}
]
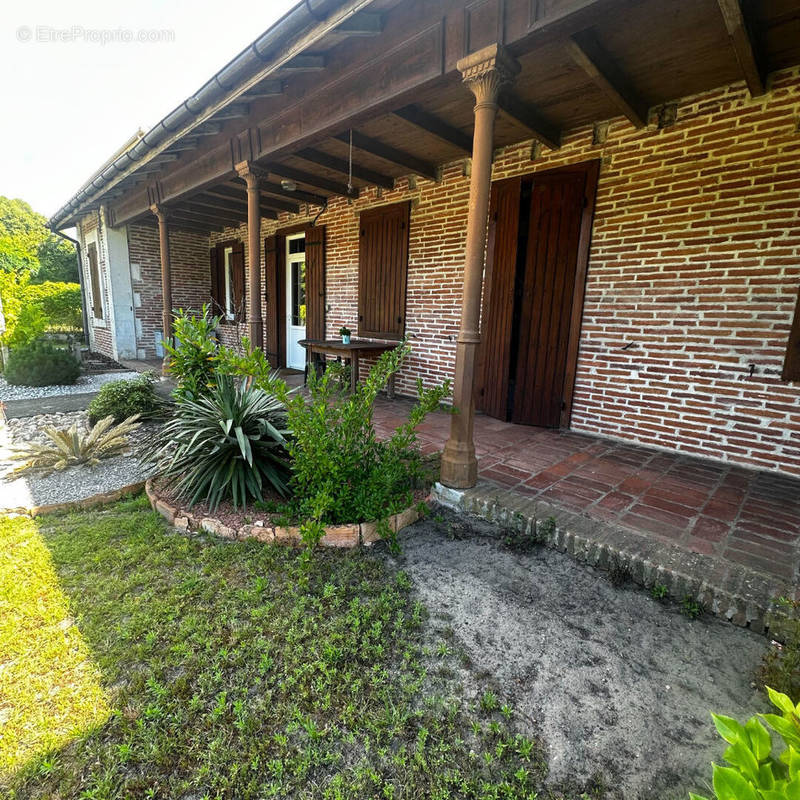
[
  {"left": 235, "top": 160, "right": 266, "bottom": 188},
  {"left": 150, "top": 203, "right": 168, "bottom": 224},
  {"left": 456, "top": 43, "right": 520, "bottom": 106}
]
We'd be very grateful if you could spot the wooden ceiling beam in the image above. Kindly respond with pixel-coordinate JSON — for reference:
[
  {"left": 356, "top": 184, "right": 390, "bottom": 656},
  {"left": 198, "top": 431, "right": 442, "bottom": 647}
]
[
  {"left": 258, "top": 193, "right": 301, "bottom": 214},
  {"left": 717, "top": 0, "right": 765, "bottom": 96},
  {"left": 164, "top": 138, "right": 199, "bottom": 152},
  {"left": 566, "top": 30, "right": 649, "bottom": 128},
  {"left": 281, "top": 54, "right": 326, "bottom": 72},
  {"left": 496, "top": 93, "right": 561, "bottom": 150},
  {"left": 336, "top": 12, "right": 383, "bottom": 36},
  {"left": 167, "top": 215, "right": 221, "bottom": 233},
  {"left": 266, "top": 164, "right": 350, "bottom": 196},
  {"left": 393, "top": 105, "right": 472, "bottom": 152},
  {"left": 212, "top": 103, "right": 250, "bottom": 120},
  {"left": 194, "top": 121, "right": 224, "bottom": 137},
  {"left": 334, "top": 130, "right": 438, "bottom": 181},
  {"left": 178, "top": 204, "right": 247, "bottom": 225},
  {"left": 240, "top": 79, "right": 283, "bottom": 99},
  {"left": 296, "top": 147, "right": 394, "bottom": 189},
  {"left": 261, "top": 181, "right": 326, "bottom": 206}
]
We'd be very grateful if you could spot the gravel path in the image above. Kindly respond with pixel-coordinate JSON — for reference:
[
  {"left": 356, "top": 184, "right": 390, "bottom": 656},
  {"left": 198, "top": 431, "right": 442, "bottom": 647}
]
[
  {"left": 0, "top": 371, "right": 139, "bottom": 402},
  {"left": 0, "top": 410, "right": 154, "bottom": 510}
]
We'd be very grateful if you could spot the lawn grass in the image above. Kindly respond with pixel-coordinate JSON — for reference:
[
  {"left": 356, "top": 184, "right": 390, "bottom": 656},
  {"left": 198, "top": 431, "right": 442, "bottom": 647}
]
[{"left": 0, "top": 496, "right": 601, "bottom": 799}]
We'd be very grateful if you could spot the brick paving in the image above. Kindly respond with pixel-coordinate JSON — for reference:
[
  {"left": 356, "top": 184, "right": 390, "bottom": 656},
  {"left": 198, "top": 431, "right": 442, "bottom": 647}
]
[{"left": 373, "top": 397, "right": 800, "bottom": 588}]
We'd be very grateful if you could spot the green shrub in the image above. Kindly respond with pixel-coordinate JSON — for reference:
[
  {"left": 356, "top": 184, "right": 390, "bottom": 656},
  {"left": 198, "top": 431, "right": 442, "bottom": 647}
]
[
  {"left": 144, "top": 374, "right": 291, "bottom": 510},
  {"left": 274, "top": 342, "right": 449, "bottom": 544},
  {"left": 4, "top": 340, "right": 81, "bottom": 386},
  {"left": 162, "top": 306, "right": 221, "bottom": 400},
  {"left": 0, "top": 271, "right": 47, "bottom": 349},
  {"left": 24, "top": 281, "right": 82, "bottom": 331},
  {"left": 88, "top": 373, "right": 164, "bottom": 424},
  {"left": 691, "top": 687, "right": 800, "bottom": 800}
]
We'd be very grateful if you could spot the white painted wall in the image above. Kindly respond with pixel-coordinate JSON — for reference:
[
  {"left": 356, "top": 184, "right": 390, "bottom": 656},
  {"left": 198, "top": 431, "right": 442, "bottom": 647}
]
[{"left": 104, "top": 220, "right": 137, "bottom": 360}]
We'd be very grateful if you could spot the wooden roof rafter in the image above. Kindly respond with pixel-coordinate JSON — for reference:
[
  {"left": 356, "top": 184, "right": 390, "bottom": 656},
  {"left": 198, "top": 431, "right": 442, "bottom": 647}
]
[
  {"left": 717, "top": 0, "right": 765, "bottom": 95},
  {"left": 333, "top": 130, "right": 439, "bottom": 181},
  {"left": 496, "top": 93, "right": 561, "bottom": 150},
  {"left": 295, "top": 147, "right": 395, "bottom": 189},
  {"left": 392, "top": 105, "right": 473, "bottom": 152}
]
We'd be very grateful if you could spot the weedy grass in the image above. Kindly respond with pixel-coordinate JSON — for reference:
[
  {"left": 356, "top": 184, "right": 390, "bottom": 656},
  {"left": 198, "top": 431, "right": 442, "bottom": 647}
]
[{"left": 0, "top": 497, "right": 597, "bottom": 800}]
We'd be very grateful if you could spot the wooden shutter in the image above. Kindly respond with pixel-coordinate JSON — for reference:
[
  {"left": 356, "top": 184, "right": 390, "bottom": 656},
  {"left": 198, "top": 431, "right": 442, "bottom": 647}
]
[
  {"left": 476, "top": 178, "right": 522, "bottom": 419},
  {"left": 209, "top": 246, "right": 223, "bottom": 316},
  {"left": 358, "top": 202, "right": 410, "bottom": 340},
  {"left": 87, "top": 242, "right": 103, "bottom": 320},
  {"left": 264, "top": 235, "right": 280, "bottom": 367},
  {"left": 231, "top": 240, "right": 246, "bottom": 322},
  {"left": 305, "top": 225, "right": 326, "bottom": 340},
  {"left": 783, "top": 285, "right": 800, "bottom": 382}
]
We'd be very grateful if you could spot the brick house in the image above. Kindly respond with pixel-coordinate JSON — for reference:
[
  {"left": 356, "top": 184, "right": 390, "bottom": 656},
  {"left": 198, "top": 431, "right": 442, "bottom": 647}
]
[{"left": 50, "top": 0, "right": 800, "bottom": 488}]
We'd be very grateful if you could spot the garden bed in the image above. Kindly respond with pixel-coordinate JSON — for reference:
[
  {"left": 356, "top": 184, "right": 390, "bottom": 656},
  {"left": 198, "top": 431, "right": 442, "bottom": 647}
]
[{"left": 145, "top": 477, "right": 428, "bottom": 548}]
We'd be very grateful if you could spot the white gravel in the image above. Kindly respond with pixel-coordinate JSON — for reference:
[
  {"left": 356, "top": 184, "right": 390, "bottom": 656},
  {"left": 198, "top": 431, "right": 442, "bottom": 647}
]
[
  {"left": 0, "top": 370, "right": 140, "bottom": 402},
  {"left": 0, "top": 409, "right": 155, "bottom": 510}
]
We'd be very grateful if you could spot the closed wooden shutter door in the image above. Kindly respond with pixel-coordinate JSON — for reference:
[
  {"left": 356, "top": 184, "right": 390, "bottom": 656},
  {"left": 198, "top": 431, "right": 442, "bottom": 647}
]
[
  {"left": 264, "top": 235, "right": 280, "bottom": 367},
  {"left": 231, "top": 240, "right": 246, "bottom": 322},
  {"left": 305, "top": 225, "right": 326, "bottom": 340},
  {"left": 476, "top": 178, "right": 522, "bottom": 419},
  {"left": 209, "top": 246, "right": 223, "bottom": 316},
  {"left": 87, "top": 242, "right": 103, "bottom": 320},
  {"left": 358, "top": 202, "right": 410, "bottom": 340},
  {"left": 783, "top": 286, "right": 800, "bottom": 382}
]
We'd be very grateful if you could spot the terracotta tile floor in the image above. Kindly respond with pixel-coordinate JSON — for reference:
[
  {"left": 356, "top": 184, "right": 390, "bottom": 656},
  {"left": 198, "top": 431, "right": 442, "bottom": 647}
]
[{"left": 373, "top": 397, "right": 800, "bottom": 586}]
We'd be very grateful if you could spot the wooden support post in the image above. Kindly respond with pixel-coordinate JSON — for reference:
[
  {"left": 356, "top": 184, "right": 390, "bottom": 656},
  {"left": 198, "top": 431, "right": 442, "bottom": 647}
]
[
  {"left": 236, "top": 161, "right": 264, "bottom": 350},
  {"left": 150, "top": 204, "right": 172, "bottom": 368},
  {"left": 440, "top": 44, "right": 520, "bottom": 489}
]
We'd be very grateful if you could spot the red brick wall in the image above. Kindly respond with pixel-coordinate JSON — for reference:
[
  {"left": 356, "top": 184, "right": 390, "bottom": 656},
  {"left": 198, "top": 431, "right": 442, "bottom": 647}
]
[
  {"left": 127, "top": 223, "right": 210, "bottom": 358},
  {"left": 200, "top": 66, "right": 800, "bottom": 477}
]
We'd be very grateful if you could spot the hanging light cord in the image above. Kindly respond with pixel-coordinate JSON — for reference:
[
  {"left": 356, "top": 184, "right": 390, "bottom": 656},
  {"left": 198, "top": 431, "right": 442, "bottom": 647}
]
[{"left": 347, "top": 128, "right": 354, "bottom": 195}]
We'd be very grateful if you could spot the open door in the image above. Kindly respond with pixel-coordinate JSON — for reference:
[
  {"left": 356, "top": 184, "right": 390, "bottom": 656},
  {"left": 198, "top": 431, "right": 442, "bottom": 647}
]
[{"left": 476, "top": 160, "right": 599, "bottom": 428}]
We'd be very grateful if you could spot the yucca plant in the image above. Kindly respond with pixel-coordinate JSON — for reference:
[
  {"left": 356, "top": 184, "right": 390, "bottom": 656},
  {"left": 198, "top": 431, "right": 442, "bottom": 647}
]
[
  {"left": 10, "top": 415, "right": 141, "bottom": 475},
  {"left": 144, "top": 374, "right": 291, "bottom": 510}
]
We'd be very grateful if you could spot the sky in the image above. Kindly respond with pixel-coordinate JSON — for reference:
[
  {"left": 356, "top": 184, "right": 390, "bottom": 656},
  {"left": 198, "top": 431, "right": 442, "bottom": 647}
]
[{"left": 0, "top": 0, "right": 298, "bottom": 220}]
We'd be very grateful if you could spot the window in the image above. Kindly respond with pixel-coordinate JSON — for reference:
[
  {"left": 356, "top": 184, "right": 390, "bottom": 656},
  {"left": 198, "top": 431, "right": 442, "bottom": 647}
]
[
  {"left": 287, "top": 234, "right": 306, "bottom": 327},
  {"left": 783, "top": 285, "right": 800, "bottom": 382},
  {"left": 358, "top": 202, "right": 410, "bottom": 340},
  {"left": 86, "top": 240, "right": 104, "bottom": 321},
  {"left": 210, "top": 240, "right": 245, "bottom": 322}
]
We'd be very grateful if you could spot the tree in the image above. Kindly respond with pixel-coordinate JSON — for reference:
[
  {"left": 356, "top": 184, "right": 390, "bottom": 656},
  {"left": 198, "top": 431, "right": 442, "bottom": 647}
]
[{"left": 0, "top": 196, "right": 78, "bottom": 282}]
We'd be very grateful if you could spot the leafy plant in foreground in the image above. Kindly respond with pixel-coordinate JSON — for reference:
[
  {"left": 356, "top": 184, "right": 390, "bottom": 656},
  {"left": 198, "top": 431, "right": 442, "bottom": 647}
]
[
  {"left": 10, "top": 415, "right": 141, "bottom": 474},
  {"left": 163, "top": 306, "right": 222, "bottom": 400},
  {"left": 144, "top": 374, "right": 291, "bottom": 509},
  {"left": 690, "top": 687, "right": 800, "bottom": 800}
]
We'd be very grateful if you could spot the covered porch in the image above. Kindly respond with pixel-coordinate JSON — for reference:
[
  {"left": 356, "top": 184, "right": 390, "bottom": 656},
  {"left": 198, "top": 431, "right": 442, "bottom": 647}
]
[{"left": 373, "top": 395, "right": 800, "bottom": 591}]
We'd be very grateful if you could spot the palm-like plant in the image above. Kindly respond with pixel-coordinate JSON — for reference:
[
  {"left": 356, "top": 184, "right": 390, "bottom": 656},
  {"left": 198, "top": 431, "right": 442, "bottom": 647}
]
[
  {"left": 144, "top": 375, "right": 291, "bottom": 510},
  {"left": 11, "top": 415, "right": 141, "bottom": 475}
]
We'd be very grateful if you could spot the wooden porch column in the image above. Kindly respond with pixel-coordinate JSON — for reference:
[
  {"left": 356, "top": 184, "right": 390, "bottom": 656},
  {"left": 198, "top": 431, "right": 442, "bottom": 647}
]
[
  {"left": 236, "top": 161, "right": 264, "bottom": 349},
  {"left": 150, "top": 204, "right": 173, "bottom": 361},
  {"left": 440, "top": 44, "right": 520, "bottom": 489}
]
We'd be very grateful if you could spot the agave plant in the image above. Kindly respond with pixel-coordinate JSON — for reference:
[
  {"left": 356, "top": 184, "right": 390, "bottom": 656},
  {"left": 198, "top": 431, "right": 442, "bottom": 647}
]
[
  {"left": 144, "top": 374, "right": 291, "bottom": 510},
  {"left": 11, "top": 415, "right": 141, "bottom": 475}
]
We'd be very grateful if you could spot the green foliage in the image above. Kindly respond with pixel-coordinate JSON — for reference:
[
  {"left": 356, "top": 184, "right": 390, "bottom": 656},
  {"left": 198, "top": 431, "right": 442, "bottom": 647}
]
[
  {"left": 275, "top": 342, "right": 450, "bottom": 534},
  {"left": 10, "top": 415, "right": 141, "bottom": 475},
  {"left": 0, "top": 506, "right": 566, "bottom": 799},
  {"left": 23, "top": 282, "right": 82, "bottom": 331},
  {"left": 0, "top": 196, "right": 77, "bottom": 281},
  {"left": 162, "top": 306, "right": 222, "bottom": 400},
  {"left": 651, "top": 583, "right": 668, "bottom": 601},
  {"left": 681, "top": 595, "right": 703, "bottom": 620},
  {"left": 691, "top": 687, "right": 800, "bottom": 800},
  {"left": 3, "top": 340, "right": 81, "bottom": 386},
  {"left": 88, "top": 373, "right": 165, "bottom": 424},
  {"left": 145, "top": 374, "right": 291, "bottom": 510}
]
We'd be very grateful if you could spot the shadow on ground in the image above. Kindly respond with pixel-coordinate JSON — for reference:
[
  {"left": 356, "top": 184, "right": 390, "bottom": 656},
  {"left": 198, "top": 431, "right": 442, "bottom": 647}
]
[{"left": 395, "top": 509, "right": 768, "bottom": 799}]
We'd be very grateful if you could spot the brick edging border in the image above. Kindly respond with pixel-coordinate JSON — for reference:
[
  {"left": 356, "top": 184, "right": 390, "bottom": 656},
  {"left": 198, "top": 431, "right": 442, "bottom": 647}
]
[
  {"left": 145, "top": 478, "right": 424, "bottom": 548},
  {"left": 1, "top": 480, "right": 147, "bottom": 517},
  {"left": 434, "top": 481, "right": 796, "bottom": 639}
]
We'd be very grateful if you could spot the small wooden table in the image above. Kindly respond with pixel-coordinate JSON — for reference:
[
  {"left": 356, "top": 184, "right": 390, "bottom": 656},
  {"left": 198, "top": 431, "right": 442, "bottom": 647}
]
[{"left": 298, "top": 339, "right": 400, "bottom": 397}]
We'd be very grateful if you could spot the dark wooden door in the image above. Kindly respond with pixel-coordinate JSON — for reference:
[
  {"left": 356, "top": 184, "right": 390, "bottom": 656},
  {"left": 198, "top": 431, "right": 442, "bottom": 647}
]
[
  {"left": 477, "top": 161, "right": 599, "bottom": 428},
  {"left": 305, "top": 224, "right": 326, "bottom": 341}
]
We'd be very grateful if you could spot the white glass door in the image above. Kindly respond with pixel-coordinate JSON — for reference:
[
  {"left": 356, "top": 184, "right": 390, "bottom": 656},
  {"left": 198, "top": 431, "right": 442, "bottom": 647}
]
[{"left": 285, "top": 233, "right": 306, "bottom": 370}]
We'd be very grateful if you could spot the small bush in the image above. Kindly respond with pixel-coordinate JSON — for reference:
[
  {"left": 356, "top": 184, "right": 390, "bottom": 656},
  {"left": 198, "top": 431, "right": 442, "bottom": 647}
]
[
  {"left": 274, "top": 342, "right": 450, "bottom": 537},
  {"left": 4, "top": 340, "right": 81, "bottom": 386},
  {"left": 163, "top": 306, "right": 221, "bottom": 400},
  {"left": 88, "top": 373, "right": 164, "bottom": 424},
  {"left": 144, "top": 374, "right": 291, "bottom": 510},
  {"left": 10, "top": 415, "right": 141, "bottom": 475},
  {"left": 691, "top": 687, "right": 800, "bottom": 800}
]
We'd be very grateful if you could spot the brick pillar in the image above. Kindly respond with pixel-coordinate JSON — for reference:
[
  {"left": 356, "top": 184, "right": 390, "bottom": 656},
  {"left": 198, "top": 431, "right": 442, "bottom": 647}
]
[
  {"left": 150, "top": 203, "right": 172, "bottom": 369},
  {"left": 235, "top": 161, "right": 264, "bottom": 350},
  {"left": 440, "top": 44, "right": 520, "bottom": 489}
]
